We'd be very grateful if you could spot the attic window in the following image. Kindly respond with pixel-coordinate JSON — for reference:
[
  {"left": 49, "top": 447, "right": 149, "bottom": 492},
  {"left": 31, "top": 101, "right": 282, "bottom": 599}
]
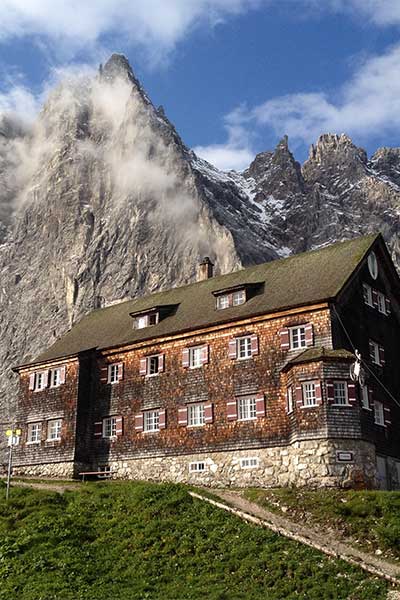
[
  {"left": 135, "top": 312, "right": 159, "bottom": 329},
  {"left": 216, "top": 289, "right": 246, "bottom": 310},
  {"left": 368, "top": 252, "right": 378, "bottom": 280}
]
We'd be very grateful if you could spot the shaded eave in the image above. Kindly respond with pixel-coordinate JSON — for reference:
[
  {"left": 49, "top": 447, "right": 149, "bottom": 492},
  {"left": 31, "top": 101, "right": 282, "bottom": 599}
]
[
  {"left": 12, "top": 348, "right": 96, "bottom": 373},
  {"left": 281, "top": 347, "right": 355, "bottom": 372}
]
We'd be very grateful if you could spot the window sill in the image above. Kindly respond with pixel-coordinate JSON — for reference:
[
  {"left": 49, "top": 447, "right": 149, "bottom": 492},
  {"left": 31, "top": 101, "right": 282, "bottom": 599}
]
[
  {"left": 188, "top": 365, "right": 202, "bottom": 370},
  {"left": 145, "top": 373, "right": 159, "bottom": 378},
  {"left": 143, "top": 429, "right": 160, "bottom": 434},
  {"left": 26, "top": 441, "right": 40, "bottom": 445},
  {"left": 49, "top": 384, "right": 62, "bottom": 389},
  {"left": 362, "top": 406, "right": 372, "bottom": 411},
  {"left": 187, "top": 423, "right": 206, "bottom": 428},
  {"left": 236, "top": 356, "right": 252, "bottom": 361},
  {"left": 331, "top": 403, "right": 352, "bottom": 407},
  {"left": 300, "top": 404, "right": 318, "bottom": 409},
  {"left": 374, "top": 422, "right": 386, "bottom": 428},
  {"left": 45, "top": 439, "right": 61, "bottom": 443},
  {"left": 237, "top": 417, "right": 257, "bottom": 422}
]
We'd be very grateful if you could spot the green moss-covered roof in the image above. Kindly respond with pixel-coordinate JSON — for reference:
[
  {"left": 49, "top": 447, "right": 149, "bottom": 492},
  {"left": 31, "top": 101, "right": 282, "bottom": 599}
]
[
  {"left": 30, "top": 234, "right": 378, "bottom": 366},
  {"left": 281, "top": 347, "right": 355, "bottom": 371}
]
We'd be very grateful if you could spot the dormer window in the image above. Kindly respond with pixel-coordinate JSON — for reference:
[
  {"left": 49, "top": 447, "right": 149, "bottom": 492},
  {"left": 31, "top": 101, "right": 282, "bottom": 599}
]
[
  {"left": 216, "top": 289, "right": 246, "bottom": 310},
  {"left": 135, "top": 312, "right": 159, "bottom": 329}
]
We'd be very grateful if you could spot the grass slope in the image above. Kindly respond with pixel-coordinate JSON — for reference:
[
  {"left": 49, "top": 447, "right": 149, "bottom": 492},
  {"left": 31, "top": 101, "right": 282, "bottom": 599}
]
[
  {"left": 0, "top": 481, "right": 389, "bottom": 600},
  {"left": 243, "top": 488, "right": 400, "bottom": 562}
]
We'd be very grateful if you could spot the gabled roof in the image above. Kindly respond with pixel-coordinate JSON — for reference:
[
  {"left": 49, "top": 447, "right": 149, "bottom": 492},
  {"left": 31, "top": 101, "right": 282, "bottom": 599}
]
[{"left": 26, "top": 234, "right": 380, "bottom": 366}]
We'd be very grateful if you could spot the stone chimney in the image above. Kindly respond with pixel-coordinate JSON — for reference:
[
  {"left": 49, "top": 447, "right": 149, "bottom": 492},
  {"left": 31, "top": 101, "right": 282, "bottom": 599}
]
[{"left": 198, "top": 257, "right": 214, "bottom": 281}]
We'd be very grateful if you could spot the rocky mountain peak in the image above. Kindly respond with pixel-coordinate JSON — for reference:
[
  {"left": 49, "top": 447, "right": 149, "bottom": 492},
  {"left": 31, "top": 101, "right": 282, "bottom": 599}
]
[{"left": 369, "top": 146, "right": 400, "bottom": 187}]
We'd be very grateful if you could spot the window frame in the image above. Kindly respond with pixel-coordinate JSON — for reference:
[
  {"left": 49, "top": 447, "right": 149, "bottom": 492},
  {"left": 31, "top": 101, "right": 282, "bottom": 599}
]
[
  {"left": 189, "top": 462, "right": 206, "bottom": 472},
  {"left": 240, "top": 457, "right": 259, "bottom": 469},
  {"left": 302, "top": 381, "right": 317, "bottom": 407},
  {"left": 363, "top": 283, "right": 373, "bottom": 307},
  {"left": 289, "top": 326, "right": 307, "bottom": 350},
  {"left": 369, "top": 340, "right": 381, "bottom": 365},
  {"left": 147, "top": 355, "right": 160, "bottom": 376},
  {"left": 108, "top": 364, "right": 120, "bottom": 384},
  {"left": 377, "top": 292, "right": 386, "bottom": 315},
  {"left": 286, "top": 386, "right": 294, "bottom": 414},
  {"left": 189, "top": 346, "right": 204, "bottom": 369},
  {"left": 236, "top": 336, "right": 252, "bottom": 360},
  {"left": 187, "top": 403, "right": 205, "bottom": 427},
  {"left": 34, "top": 371, "right": 47, "bottom": 392},
  {"left": 50, "top": 368, "right": 62, "bottom": 388},
  {"left": 232, "top": 289, "right": 246, "bottom": 306},
  {"left": 103, "top": 416, "right": 117, "bottom": 438},
  {"left": 216, "top": 294, "right": 230, "bottom": 310},
  {"left": 332, "top": 381, "right": 349, "bottom": 406},
  {"left": 216, "top": 289, "right": 246, "bottom": 310},
  {"left": 47, "top": 419, "right": 62, "bottom": 442},
  {"left": 361, "top": 385, "right": 370, "bottom": 410},
  {"left": 374, "top": 401, "right": 385, "bottom": 426},
  {"left": 237, "top": 395, "right": 257, "bottom": 421},
  {"left": 27, "top": 422, "right": 41, "bottom": 444},
  {"left": 143, "top": 410, "right": 160, "bottom": 433}
]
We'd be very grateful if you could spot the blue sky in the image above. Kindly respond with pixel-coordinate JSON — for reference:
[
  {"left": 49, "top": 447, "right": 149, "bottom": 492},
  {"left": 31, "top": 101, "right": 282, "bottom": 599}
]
[{"left": 1, "top": 1, "right": 400, "bottom": 170}]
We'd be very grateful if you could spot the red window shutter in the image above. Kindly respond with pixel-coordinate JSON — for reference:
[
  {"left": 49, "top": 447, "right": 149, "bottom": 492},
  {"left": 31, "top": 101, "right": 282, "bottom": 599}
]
[
  {"left": 159, "top": 409, "right": 166, "bottom": 429},
  {"left": 295, "top": 385, "right": 303, "bottom": 407},
  {"left": 279, "top": 328, "right": 290, "bottom": 350},
  {"left": 204, "top": 403, "right": 213, "bottom": 423},
  {"left": 94, "top": 421, "right": 103, "bottom": 437},
  {"left": 178, "top": 407, "right": 188, "bottom": 426},
  {"left": 228, "top": 339, "right": 237, "bottom": 359},
  {"left": 134, "top": 413, "right": 144, "bottom": 432},
  {"left": 201, "top": 345, "right": 209, "bottom": 365},
  {"left": 347, "top": 382, "right": 357, "bottom": 405},
  {"left": 384, "top": 406, "right": 392, "bottom": 426},
  {"left": 385, "top": 297, "right": 391, "bottom": 315},
  {"left": 315, "top": 381, "right": 322, "bottom": 405},
  {"left": 226, "top": 400, "right": 238, "bottom": 421},
  {"left": 115, "top": 416, "right": 123, "bottom": 436},
  {"left": 139, "top": 358, "right": 147, "bottom": 376},
  {"left": 158, "top": 354, "right": 165, "bottom": 373},
  {"left": 326, "top": 381, "right": 335, "bottom": 404},
  {"left": 29, "top": 373, "right": 36, "bottom": 390},
  {"left": 250, "top": 334, "right": 259, "bottom": 356},
  {"left": 372, "top": 289, "right": 378, "bottom": 307},
  {"left": 256, "top": 393, "right": 265, "bottom": 417},
  {"left": 182, "top": 348, "right": 190, "bottom": 368},
  {"left": 379, "top": 346, "right": 385, "bottom": 366},
  {"left": 117, "top": 363, "right": 124, "bottom": 381},
  {"left": 59, "top": 365, "right": 66, "bottom": 384},
  {"left": 305, "top": 324, "right": 314, "bottom": 347},
  {"left": 100, "top": 366, "right": 108, "bottom": 384}
]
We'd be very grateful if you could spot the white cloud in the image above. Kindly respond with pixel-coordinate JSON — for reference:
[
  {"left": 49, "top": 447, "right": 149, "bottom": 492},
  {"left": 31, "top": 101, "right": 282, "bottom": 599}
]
[
  {"left": 208, "top": 43, "right": 400, "bottom": 156},
  {"left": 0, "top": 0, "right": 264, "bottom": 64},
  {"left": 311, "top": 0, "right": 400, "bottom": 26}
]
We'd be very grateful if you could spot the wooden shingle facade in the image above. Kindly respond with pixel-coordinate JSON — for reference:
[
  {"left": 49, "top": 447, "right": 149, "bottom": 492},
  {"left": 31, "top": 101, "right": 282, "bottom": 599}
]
[{"left": 12, "top": 234, "right": 400, "bottom": 488}]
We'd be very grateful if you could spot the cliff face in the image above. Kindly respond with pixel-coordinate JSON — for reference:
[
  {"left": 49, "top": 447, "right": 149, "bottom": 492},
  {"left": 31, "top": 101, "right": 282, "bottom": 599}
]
[{"left": 1, "top": 54, "right": 400, "bottom": 438}]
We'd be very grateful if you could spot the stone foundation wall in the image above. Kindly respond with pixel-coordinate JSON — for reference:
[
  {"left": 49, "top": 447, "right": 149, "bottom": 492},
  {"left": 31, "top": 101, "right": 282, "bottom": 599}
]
[
  {"left": 103, "top": 439, "right": 377, "bottom": 488},
  {"left": 12, "top": 461, "right": 80, "bottom": 479},
  {"left": 11, "top": 440, "right": 378, "bottom": 488}
]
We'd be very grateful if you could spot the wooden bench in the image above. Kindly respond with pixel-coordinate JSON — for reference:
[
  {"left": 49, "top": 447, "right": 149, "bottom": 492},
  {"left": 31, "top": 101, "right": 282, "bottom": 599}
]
[{"left": 78, "top": 470, "right": 113, "bottom": 482}]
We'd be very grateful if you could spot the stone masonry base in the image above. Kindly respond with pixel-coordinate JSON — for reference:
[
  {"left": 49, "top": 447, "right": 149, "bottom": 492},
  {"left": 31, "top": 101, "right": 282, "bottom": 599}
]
[{"left": 12, "top": 440, "right": 379, "bottom": 488}]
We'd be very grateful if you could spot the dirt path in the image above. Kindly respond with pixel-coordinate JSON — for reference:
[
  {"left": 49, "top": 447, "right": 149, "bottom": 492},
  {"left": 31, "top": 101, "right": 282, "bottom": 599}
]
[
  {"left": 12, "top": 480, "right": 81, "bottom": 493},
  {"left": 190, "top": 489, "right": 400, "bottom": 587}
]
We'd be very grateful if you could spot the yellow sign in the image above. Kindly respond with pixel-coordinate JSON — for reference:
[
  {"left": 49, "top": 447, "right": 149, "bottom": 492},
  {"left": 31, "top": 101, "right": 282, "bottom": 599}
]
[
  {"left": 5, "top": 429, "right": 12, "bottom": 437},
  {"left": 5, "top": 428, "right": 21, "bottom": 437},
  {"left": 15, "top": 429, "right": 21, "bottom": 436}
]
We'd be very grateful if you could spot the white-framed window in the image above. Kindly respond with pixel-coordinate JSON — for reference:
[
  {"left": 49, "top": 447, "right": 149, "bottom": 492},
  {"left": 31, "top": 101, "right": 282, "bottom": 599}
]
[
  {"left": 103, "top": 416, "right": 117, "bottom": 438},
  {"left": 35, "top": 371, "right": 47, "bottom": 391},
  {"left": 369, "top": 340, "right": 381, "bottom": 365},
  {"left": 27, "top": 422, "right": 41, "bottom": 444},
  {"left": 143, "top": 410, "right": 160, "bottom": 432},
  {"left": 189, "top": 462, "right": 206, "bottom": 472},
  {"left": 361, "top": 385, "right": 370, "bottom": 410},
  {"left": 47, "top": 419, "right": 62, "bottom": 441},
  {"left": 377, "top": 292, "right": 386, "bottom": 314},
  {"left": 148, "top": 355, "right": 160, "bottom": 376},
  {"left": 240, "top": 457, "right": 259, "bottom": 469},
  {"left": 238, "top": 396, "right": 257, "bottom": 421},
  {"left": 289, "top": 326, "right": 306, "bottom": 350},
  {"left": 286, "top": 386, "right": 294, "bottom": 414},
  {"left": 189, "top": 346, "right": 203, "bottom": 369},
  {"left": 188, "top": 403, "right": 205, "bottom": 427},
  {"left": 50, "top": 368, "right": 61, "bottom": 387},
  {"left": 237, "top": 336, "right": 252, "bottom": 360},
  {"left": 108, "top": 363, "right": 123, "bottom": 383},
  {"left": 374, "top": 401, "right": 385, "bottom": 426},
  {"left": 302, "top": 382, "right": 317, "bottom": 407},
  {"left": 136, "top": 312, "right": 159, "bottom": 329},
  {"left": 216, "top": 295, "right": 230, "bottom": 310},
  {"left": 216, "top": 289, "right": 246, "bottom": 310},
  {"left": 363, "top": 283, "right": 373, "bottom": 306},
  {"left": 232, "top": 290, "right": 246, "bottom": 306},
  {"left": 333, "top": 381, "right": 349, "bottom": 405}
]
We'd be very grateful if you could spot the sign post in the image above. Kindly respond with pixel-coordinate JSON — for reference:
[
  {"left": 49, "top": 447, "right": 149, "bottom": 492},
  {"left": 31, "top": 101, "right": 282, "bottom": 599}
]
[{"left": 5, "top": 428, "right": 21, "bottom": 501}]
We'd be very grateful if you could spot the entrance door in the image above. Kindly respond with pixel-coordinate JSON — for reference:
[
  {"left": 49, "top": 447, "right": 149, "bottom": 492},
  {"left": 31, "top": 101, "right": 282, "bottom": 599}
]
[{"left": 376, "top": 455, "right": 388, "bottom": 489}]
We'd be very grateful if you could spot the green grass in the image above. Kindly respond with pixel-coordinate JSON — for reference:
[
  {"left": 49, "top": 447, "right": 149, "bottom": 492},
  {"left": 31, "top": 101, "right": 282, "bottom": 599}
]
[
  {"left": 243, "top": 487, "right": 400, "bottom": 561},
  {"left": 0, "top": 480, "right": 390, "bottom": 599}
]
